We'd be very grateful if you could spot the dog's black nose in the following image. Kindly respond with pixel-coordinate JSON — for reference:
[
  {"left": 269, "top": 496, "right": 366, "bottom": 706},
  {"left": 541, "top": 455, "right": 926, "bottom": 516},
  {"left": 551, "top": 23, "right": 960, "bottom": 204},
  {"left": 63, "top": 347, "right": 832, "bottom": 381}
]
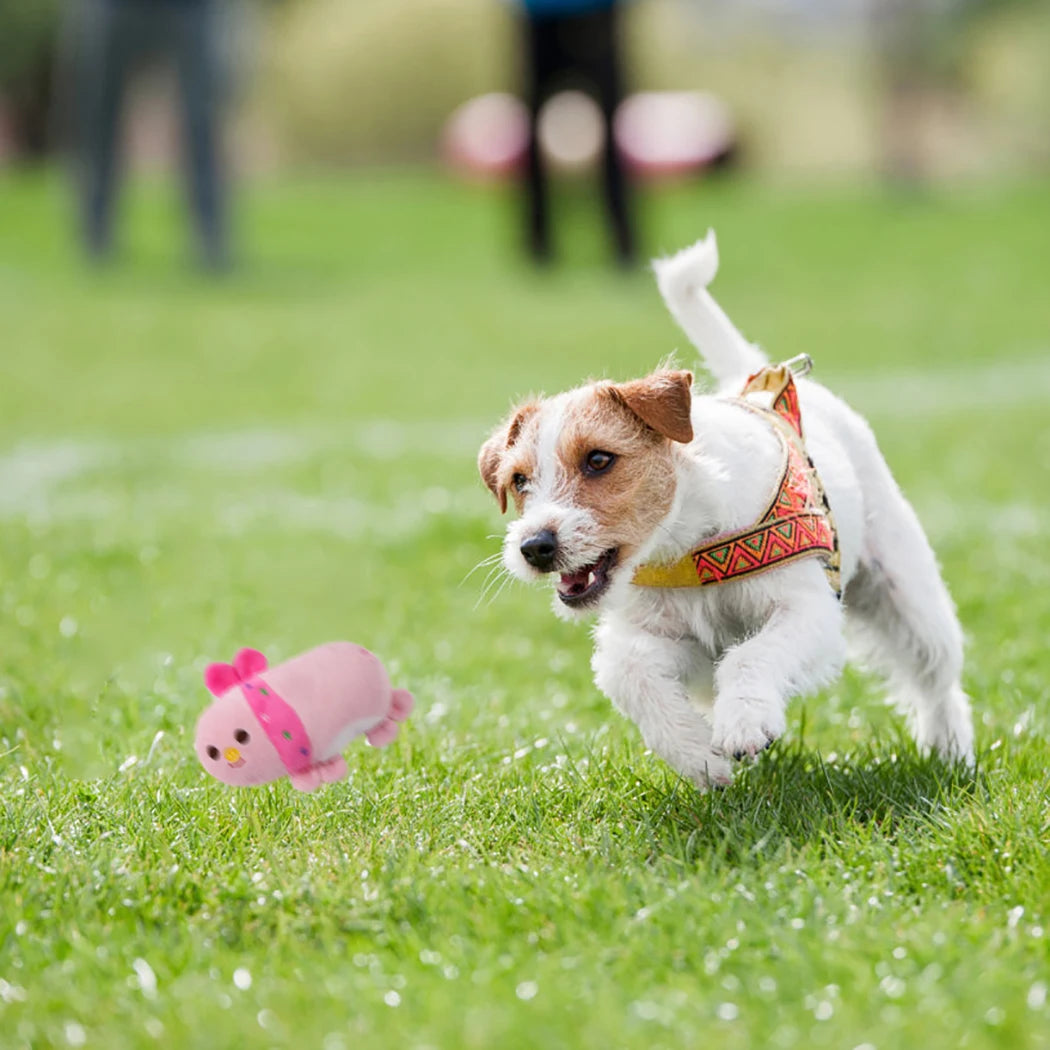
[{"left": 520, "top": 530, "right": 558, "bottom": 571}]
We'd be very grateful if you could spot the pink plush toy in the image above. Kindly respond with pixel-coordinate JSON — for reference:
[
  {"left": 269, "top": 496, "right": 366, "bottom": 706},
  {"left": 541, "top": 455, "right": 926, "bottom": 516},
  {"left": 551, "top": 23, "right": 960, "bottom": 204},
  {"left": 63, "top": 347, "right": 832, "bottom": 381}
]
[{"left": 195, "top": 642, "right": 413, "bottom": 792}]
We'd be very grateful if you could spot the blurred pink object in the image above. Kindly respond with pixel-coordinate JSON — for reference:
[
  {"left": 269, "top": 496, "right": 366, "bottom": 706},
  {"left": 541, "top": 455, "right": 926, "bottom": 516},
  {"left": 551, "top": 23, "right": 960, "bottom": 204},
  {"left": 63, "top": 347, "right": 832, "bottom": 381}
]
[
  {"left": 442, "top": 93, "right": 529, "bottom": 178},
  {"left": 195, "top": 643, "right": 413, "bottom": 792},
  {"left": 615, "top": 91, "right": 736, "bottom": 178},
  {"left": 443, "top": 90, "right": 736, "bottom": 183},
  {"left": 537, "top": 91, "right": 604, "bottom": 173}
]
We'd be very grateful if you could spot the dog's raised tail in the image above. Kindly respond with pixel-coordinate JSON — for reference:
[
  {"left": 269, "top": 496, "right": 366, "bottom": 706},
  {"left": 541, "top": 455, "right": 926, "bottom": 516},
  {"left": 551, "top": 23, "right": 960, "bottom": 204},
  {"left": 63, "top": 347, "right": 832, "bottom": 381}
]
[{"left": 653, "top": 231, "right": 767, "bottom": 386}]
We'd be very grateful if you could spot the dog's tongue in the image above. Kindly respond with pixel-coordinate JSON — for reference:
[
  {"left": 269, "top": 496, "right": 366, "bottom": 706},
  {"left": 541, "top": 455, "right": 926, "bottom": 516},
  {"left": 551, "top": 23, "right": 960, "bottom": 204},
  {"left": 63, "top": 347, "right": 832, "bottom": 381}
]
[{"left": 558, "top": 567, "right": 592, "bottom": 597}]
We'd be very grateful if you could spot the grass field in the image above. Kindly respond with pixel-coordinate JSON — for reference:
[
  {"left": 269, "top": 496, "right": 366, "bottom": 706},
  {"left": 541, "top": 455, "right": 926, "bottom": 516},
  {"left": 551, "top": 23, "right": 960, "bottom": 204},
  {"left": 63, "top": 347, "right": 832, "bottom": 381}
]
[{"left": 1, "top": 170, "right": 1049, "bottom": 1050}]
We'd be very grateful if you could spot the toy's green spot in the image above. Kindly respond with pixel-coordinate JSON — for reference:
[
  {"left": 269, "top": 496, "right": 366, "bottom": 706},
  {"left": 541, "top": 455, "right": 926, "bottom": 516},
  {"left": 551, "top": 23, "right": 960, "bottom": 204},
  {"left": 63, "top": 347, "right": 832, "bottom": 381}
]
[
  {"left": 260, "top": 688, "right": 269, "bottom": 696},
  {"left": 282, "top": 730, "right": 292, "bottom": 740}
]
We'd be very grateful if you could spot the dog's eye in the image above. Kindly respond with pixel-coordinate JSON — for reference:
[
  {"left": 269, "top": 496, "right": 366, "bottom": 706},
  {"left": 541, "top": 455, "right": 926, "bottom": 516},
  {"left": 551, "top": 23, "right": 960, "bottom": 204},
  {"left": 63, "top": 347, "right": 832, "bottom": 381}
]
[
  {"left": 234, "top": 729, "right": 250, "bottom": 745},
  {"left": 512, "top": 473, "right": 528, "bottom": 493},
  {"left": 584, "top": 450, "right": 616, "bottom": 475}
]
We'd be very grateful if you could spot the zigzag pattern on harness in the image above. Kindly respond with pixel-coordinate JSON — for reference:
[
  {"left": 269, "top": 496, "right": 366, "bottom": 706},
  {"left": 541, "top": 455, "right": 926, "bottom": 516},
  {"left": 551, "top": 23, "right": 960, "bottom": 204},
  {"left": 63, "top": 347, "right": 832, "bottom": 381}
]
[{"left": 633, "top": 362, "right": 842, "bottom": 597}]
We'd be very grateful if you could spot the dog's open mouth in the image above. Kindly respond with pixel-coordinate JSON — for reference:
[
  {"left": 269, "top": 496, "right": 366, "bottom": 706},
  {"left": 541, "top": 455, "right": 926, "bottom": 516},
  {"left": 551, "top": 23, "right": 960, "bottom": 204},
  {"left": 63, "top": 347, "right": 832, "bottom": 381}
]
[{"left": 556, "top": 549, "right": 618, "bottom": 607}]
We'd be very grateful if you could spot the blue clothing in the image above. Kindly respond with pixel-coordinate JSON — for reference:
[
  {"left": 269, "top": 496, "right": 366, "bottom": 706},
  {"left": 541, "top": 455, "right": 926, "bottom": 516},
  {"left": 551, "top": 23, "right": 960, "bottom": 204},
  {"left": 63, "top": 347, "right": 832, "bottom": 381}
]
[{"left": 518, "top": 0, "right": 619, "bottom": 15}]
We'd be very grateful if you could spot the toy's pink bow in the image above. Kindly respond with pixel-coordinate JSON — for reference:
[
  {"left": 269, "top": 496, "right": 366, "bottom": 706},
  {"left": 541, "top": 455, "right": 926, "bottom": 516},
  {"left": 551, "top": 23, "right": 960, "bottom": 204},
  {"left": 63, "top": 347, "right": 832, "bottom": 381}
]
[{"left": 204, "top": 648, "right": 268, "bottom": 697}]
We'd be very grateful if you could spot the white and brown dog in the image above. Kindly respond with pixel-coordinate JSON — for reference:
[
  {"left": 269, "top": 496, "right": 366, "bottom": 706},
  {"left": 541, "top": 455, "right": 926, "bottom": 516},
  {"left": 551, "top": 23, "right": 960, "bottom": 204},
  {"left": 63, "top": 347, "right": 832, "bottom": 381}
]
[{"left": 478, "top": 232, "right": 973, "bottom": 787}]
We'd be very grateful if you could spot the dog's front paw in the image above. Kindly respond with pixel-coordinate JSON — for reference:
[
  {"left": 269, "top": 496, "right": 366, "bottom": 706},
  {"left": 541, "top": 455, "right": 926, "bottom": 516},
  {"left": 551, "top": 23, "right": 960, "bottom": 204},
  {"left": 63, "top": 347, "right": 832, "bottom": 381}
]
[
  {"left": 685, "top": 755, "right": 734, "bottom": 791},
  {"left": 712, "top": 698, "right": 785, "bottom": 761},
  {"left": 657, "top": 733, "right": 733, "bottom": 791}
]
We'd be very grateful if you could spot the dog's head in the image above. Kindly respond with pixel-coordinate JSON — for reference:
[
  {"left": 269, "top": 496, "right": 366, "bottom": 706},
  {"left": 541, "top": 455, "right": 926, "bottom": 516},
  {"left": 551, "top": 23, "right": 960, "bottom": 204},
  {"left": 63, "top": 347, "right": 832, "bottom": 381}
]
[{"left": 478, "top": 369, "right": 694, "bottom": 617}]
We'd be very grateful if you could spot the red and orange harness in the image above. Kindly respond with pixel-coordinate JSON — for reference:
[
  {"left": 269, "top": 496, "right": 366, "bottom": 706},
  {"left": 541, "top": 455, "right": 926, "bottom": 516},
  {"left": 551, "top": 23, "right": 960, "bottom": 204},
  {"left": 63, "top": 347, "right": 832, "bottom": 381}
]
[{"left": 632, "top": 359, "right": 842, "bottom": 598}]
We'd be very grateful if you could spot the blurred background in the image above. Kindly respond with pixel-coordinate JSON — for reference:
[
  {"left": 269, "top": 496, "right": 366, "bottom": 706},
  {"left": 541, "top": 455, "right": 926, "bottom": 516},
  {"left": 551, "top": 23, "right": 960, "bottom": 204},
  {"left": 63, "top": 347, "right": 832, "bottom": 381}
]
[
  {"left": 1, "top": 0, "right": 1048, "bottom": 765},
  {"left": 2, "top": 0, "right": 1049, "bottom": 248},
  {"left": 3, "top": 8, "right": 1050, "bottom": 1046}
]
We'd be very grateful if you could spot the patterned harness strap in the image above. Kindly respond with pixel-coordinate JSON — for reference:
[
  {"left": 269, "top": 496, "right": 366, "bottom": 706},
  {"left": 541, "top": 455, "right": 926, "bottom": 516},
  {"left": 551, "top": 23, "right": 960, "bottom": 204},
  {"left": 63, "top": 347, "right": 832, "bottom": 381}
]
[{"left": 632, "top": 361, "right": 842, "bottom": 598}]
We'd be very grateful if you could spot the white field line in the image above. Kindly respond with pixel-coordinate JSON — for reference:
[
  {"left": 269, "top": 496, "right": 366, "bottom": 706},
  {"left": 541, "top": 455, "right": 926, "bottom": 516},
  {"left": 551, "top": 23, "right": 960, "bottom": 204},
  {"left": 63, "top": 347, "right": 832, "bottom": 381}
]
[
  {"left": 175, "top": 419, "right": 488, "bottom": 469},
  {"left": 0, "top": 422, "right": 489, "bottom": 524},
  {"left": 1, "top": 355, "right": 1045, "bottom": 542},
  {"left": 685, "top": 351, "right": 1050, "bottom": 418},
  {"left": 212, "top": 486, "right": 487, "bottom": 542},
  {"left": 824, "top": 353, "right": 1050, "bottom": 418}
]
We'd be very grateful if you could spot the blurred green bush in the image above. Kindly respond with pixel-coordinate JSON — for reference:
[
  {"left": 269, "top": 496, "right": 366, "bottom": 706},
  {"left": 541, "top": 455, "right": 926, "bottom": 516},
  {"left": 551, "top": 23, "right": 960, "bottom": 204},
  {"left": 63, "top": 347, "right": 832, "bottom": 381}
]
[
  {"left": 253, "top": 0, "right": 1049, "bottom": 175},
  {"left": 0, "top": 0, "right": 59, "bottom": 86},
  {"left": 0, "top": 0, "right": 61, "bottom": 157},
  {"left": 0, "top": 0, "right": 1045, "bottom": 175},
  {"left": 259, "top": 0, "right": 516, "bottom": 163}
]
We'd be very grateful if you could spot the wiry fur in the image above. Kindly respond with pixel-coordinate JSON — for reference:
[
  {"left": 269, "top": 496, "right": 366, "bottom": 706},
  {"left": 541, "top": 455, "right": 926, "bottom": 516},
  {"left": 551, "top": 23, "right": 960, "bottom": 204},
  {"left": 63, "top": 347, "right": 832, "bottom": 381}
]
[{"left": 478, "top": 230, "right": 974, "bottom": 787}]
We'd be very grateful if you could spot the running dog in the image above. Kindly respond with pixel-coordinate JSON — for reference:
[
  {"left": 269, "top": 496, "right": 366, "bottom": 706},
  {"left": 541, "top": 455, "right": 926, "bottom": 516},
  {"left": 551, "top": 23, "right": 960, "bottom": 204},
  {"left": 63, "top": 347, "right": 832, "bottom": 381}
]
[{"left": 478, "top": 232, "right": 973, "bottom": 787}]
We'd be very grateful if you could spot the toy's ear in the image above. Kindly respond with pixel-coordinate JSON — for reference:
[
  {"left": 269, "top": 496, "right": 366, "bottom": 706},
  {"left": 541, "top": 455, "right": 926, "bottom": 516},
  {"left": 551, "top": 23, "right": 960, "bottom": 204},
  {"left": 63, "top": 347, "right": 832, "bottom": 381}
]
[
  {"left": 204, "top": 662, "right": 239, "bottom": 697},
  {"left": 608, "top": 370, "right": 694, "bottom": 443},
  {"left": 233, "top": 648, "right": 267, "bottom": 679},
  {"left": 478, "top": 400, "right": 539, "bottom": 513},
  {"left": 204, "top": 649, "right": 268, "bottom": 697}
]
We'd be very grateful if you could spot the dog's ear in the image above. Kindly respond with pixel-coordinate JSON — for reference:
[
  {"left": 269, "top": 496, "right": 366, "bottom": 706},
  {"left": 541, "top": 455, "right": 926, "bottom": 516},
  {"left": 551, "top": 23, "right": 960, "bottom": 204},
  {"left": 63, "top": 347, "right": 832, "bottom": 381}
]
[
  {"left": 478, "top": 401, "right": 539, "bottom": 513},
  {"left": 478, "top": 436, "right": 507, "bottom": 513},
  {"left": 610, "top": 370, "right": 694, "bottom": 444}
]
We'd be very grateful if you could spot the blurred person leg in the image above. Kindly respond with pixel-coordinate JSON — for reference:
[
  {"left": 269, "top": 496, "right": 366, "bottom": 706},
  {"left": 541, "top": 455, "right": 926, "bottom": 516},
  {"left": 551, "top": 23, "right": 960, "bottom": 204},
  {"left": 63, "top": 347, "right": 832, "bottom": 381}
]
[
  {"left": 522, "top": 12, "right": 560, "bottom": 263},
  {"left": 518, "top": 2, "right": 636, "bottom": 266},
  {"left": 872, "top": 0, "right": 941, "bottom": 184},
  {"left": 172, "top": 0, "right": 229, "bottom": 270},
  {"left": 587, "top": 5, "right": 634, "bottom": 265},
  {"left": 75, "top": 0, "right": 138, "bottom": 259}
]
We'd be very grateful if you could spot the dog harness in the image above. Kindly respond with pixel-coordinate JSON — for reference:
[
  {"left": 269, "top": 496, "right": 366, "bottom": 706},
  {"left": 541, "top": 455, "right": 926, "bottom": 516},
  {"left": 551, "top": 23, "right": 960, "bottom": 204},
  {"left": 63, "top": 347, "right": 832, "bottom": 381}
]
[{"left": 632, "top": 357, "right": 842, "bottom": 598}]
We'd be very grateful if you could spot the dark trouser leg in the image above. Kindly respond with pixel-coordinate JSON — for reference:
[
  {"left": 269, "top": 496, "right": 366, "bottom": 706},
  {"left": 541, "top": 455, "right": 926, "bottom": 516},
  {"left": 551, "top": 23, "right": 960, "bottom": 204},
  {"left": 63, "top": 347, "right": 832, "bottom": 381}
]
[
  {"left": 522, "top": 15, "right": 556, "bottom": 263},
  {"left": 591, "top": 9, "right": 635, "bottom": 265},
  {"left": 173, "top": 1, "right": 227, "bottom": 268},
  {"left": 77, "top": 0, "right": 132, "bottom": 258},
  {"left": 524, "top": 97, "right": 550, "bottom": 262}
]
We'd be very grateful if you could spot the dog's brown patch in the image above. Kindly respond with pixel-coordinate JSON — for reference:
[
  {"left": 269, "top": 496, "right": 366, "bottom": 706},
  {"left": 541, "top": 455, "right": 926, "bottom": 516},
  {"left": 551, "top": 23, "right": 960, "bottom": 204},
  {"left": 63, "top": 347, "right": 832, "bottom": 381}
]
[
  {"left": 478, "top": 370, "right": 694, "bottom": 564},
  {"left": 610, "top": 370, "right": 694, "bottom": 444},
  {"left": 553, "top": 377, "right": 686, "bottom": 560}
]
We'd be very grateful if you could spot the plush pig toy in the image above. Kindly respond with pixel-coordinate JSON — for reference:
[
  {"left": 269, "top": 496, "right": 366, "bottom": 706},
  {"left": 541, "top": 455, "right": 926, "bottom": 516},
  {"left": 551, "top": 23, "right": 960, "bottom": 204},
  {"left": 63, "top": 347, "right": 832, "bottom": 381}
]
[{"left": 195, "top": 642, "right": 413, "bottom": 792}]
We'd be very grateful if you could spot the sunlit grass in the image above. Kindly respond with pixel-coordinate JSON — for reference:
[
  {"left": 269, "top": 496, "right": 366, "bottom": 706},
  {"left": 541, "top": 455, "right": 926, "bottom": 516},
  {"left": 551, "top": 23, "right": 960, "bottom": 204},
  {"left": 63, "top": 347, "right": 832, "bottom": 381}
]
[{"left": 1, "top": 170, "right": 1048, "bottom": 1050}]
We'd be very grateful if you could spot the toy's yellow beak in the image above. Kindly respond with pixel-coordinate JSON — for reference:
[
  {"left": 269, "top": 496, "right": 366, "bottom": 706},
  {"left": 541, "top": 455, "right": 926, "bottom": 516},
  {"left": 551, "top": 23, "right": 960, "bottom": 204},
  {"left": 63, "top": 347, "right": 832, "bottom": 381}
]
[{"left": 224, "top": 747, "right": 241, "bottom": 763}]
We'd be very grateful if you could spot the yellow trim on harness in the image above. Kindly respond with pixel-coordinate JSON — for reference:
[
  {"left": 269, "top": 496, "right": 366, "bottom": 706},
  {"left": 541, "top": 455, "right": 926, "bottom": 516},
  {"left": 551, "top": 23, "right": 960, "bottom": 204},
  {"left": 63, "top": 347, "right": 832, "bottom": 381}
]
[{"left": 632, "top": 360, "right": 842, "bottom": 598}]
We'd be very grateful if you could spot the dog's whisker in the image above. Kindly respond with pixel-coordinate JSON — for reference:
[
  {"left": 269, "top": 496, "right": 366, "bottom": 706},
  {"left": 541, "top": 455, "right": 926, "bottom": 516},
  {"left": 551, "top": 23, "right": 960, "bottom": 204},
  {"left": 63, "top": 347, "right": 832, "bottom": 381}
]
[
  {"left": 465, "top": 553, "right": 503, "bottom": 576},
  {"left": 652, "top": 521, "right": 680, "bottom": 546},
  {"left": 474, "top": 564, "right": 515, "bottom": 610},
  {"left": 459, "top": 551, "right": 505, "bottom": 587},
  {"left": 482, "top": 571, "right": 519, "bottom": 608},
  {"left": 478, "top": 567, "right": 505, "bottom": 599},
  {"left": 476, "top": 560, "right": 509, "bottom": 598}
]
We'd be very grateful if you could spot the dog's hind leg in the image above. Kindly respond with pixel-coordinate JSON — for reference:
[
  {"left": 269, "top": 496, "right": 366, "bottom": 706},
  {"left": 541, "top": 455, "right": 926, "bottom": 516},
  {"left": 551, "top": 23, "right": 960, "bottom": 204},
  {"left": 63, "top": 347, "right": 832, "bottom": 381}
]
[{"left": 844, "top": 472, "right": 974, "bottom": 765}]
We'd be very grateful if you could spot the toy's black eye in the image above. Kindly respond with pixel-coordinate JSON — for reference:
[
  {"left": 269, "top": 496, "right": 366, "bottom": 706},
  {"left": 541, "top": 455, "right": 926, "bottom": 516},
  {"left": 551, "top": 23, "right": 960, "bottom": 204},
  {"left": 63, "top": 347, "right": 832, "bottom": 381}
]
[
  {"left": 512, "top": 473, "right": 528, "bottom": 493},
  {"left": 234, "top": 729, "right": 250, "bottom": 745},
  {"left": 584, "top": 450, "right": 616, "bottom": 475},
  {"left": 206, "top": 746, "right": 220, "bottom": 760}
]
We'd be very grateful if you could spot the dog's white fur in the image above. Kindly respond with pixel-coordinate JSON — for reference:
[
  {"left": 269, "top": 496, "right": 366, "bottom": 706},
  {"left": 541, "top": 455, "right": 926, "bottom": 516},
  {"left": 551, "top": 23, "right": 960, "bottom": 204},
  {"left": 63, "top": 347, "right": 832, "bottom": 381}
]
[{"left": 482, "top": 232, "right": 974, "bottom": 787}]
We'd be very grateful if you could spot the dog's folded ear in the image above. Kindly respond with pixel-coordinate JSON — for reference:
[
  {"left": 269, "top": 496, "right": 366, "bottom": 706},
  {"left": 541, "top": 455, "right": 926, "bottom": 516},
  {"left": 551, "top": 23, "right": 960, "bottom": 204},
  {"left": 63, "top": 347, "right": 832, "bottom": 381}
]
[
  {"left": 609, "top": 370, "right": 694, "bottom": 444},
  {"left": 478, "top": 437, "right": 508, "bottom": 513},
  {"left": 478, "top": 401, "right": 539, "bottom": 513}
]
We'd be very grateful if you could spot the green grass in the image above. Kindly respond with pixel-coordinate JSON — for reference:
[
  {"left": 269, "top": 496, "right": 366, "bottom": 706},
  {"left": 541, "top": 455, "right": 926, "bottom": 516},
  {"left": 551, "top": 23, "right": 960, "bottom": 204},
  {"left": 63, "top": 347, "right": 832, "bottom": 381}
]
[{"left": 2, "top": 169, "right": 1049, "bottom": 1050}]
